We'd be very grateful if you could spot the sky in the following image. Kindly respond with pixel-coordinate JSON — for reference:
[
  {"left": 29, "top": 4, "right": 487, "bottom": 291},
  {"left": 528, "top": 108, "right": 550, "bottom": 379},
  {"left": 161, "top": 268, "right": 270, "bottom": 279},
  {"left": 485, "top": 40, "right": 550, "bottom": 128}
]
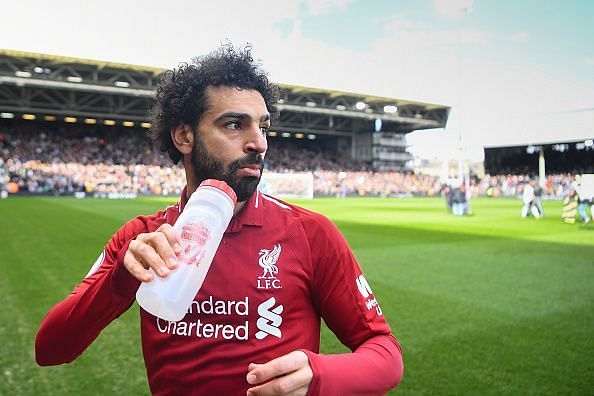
[{"left": 1, "top": 0, "right": 593, "bottom": 161}]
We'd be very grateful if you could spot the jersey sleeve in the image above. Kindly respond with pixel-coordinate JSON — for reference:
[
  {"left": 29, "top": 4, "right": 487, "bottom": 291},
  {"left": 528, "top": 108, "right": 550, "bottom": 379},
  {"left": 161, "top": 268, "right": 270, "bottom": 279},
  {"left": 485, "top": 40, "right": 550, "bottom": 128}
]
[
  {"left": 35, "top": 216, "right": 150, "bottom": 366},
  {"left": 302, "top": 212, "right": 403, "bottom": 394},
  {"left": 302, "top": 335, "right": 403, "bottom": 396},
  {"left": 305, "top": 213, "right": 394, "bottom": 348}
]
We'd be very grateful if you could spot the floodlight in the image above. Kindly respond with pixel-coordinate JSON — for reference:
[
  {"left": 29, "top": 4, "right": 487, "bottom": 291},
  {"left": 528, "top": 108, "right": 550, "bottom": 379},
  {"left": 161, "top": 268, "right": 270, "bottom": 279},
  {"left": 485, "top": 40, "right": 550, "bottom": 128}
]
[
  {"left": 281, "top": 132, "right": 291, "bottom": 138},
  {"left": 336, "top": 105, "right": 346, "bottom": 111},
  {"left": 553, "top": 144, "right": 568, "bottom": 152},
  {"left": 43, "top": 115, "right": 57, "bottom": 121},
  {"left": 141, "top": 122, "right": 151, "bottom": 128},
  {"left": 22, "top": 114, "right": 36, "bottom": 120},
  {"left": 114, "top": 81, "right": 130, "bottom": 88},
  {"left": 585, "top": 139, "right": 593, "bottom": 147},
  {"left": 67, "top": 76, "right": 83, "bottom": 83},
  {"left": 383, "top": 105, "right": 398, "bottom": 113},
  {"left": 84, "top": 118, "right": 97, "bottom": 125},
  {"left": 0, "top": 112, "right": 14, "bottom": 119},
  {"left": 295, "top": 133, "right": 304, "bottom": 138},
  {"left": 307, "top": 134, "right": 316, "bottom": 140},
  {"left": 355, "top": 101, "right": 366, "bottom": 110},
  {"left": 104, "top": 120, "right": 116, "bottom": 126},
  {"left": 15, "top": 71, "right": 32, "bottom": 78},
  {"left": 305, "top": 101, "right": 316, "bottom": 107},
  {"left": 526, "top": 145, "right": 539, "bottom": 154},
  {"left": 64, "top": 117, "right": 77, "bottom": 123},
  {"left": 122, "top": 121, "right": 134, "bottom": 127}
]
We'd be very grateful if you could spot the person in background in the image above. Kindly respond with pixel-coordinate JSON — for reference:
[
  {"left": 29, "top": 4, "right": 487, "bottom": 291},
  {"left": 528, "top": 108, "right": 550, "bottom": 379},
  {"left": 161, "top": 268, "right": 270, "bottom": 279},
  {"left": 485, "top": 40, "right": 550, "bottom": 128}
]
[
  {"left": 575, "top": 179, "right": 592, "bottom": 224},
  {"left": 521, "top": 179, "right": 541, "bottom": 218},
  {"left": 562, "top": 187, "right": 578, "bottom": 224},
  {"left": 443, "top": 183, "right": 453, "bottom": 213},
  {"left": 451, "top": 182, "right": 466, "bottom": 216},
  {"left": 533, "top": 180, "right": 544, "bottom": 217},
  {"left": 463, "top": 181, "right": 473, "bottom": 215}
]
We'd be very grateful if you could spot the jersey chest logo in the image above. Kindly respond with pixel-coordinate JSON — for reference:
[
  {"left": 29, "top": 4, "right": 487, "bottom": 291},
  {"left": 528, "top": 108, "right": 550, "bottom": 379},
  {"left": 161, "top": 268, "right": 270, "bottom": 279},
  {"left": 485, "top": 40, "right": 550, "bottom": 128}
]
[
  {"left": 255, "top": 297, "right": 284, "bottom": 339},
  {"left": 257, "top": 244, "right": 282, "bottom": 290}
]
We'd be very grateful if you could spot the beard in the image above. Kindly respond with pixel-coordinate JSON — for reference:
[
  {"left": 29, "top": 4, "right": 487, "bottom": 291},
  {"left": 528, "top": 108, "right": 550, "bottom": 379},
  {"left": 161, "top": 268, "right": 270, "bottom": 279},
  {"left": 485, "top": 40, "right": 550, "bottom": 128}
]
[{"left": 190, "top": 135, "right": 264, "bottom": 202}]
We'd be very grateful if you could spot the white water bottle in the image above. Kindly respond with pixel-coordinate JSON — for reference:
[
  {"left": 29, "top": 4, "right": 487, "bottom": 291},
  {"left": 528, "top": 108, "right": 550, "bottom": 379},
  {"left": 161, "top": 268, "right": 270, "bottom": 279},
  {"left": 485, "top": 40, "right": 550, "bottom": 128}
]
[{"left": 136, "top": 179, "right": 237, "bottom": 321}]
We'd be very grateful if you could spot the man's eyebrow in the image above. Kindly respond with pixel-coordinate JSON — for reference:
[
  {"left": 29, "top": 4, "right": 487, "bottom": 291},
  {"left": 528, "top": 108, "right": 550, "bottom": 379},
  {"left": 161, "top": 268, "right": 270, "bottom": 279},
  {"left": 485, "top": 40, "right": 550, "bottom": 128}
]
[{"left": 215, "top": 112, "right": 271, "bottom": 123}]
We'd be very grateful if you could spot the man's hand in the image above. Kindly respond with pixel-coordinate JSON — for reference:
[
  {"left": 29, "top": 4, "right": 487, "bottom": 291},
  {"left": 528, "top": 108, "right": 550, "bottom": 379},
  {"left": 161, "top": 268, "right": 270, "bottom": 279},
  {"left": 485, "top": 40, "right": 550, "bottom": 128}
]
[
  {"left": 124, "top": 224, "right": 183, "bottom": 282},
  {"left": 246, "top": 351, "right": 313, "bottom": 396}
]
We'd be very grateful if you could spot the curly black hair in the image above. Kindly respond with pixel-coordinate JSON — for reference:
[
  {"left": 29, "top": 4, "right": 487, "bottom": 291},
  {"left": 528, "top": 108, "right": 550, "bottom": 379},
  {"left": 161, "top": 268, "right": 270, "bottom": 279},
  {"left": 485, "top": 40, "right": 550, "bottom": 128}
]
[{"left": 148, "top": 44, "right": 280, "bottom": 164}]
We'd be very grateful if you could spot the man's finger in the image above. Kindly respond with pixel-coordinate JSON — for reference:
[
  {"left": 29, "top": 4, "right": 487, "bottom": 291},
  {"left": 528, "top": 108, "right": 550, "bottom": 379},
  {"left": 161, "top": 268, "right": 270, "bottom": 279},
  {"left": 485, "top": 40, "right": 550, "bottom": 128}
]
[
  {"left": 147, "top": 231, "right": 179, "bottom": 270},
  {"left": 246, "top": 365, "right": 311, "bottom": 396},
  {"left": 130, "top": 240, "right": 170, "bottom": 278},
  {"left": 123, "top": 250, "right": 153, "bottom": 282},
  {"left": 157, "top": 223, "right": 183, "bottom": 253},
  {"left": 248, "top": 363, "right": 261, "bottom": 372},
  {"left": 247, "top": 351, "right": 308, "bottom": 384}
]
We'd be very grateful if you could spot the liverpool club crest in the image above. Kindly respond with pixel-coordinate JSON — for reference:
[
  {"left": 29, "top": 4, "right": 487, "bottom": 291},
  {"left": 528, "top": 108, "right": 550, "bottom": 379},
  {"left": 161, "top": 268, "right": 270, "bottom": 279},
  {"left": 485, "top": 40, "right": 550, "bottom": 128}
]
[{"left": 257, "top": 244, "right": 282, "bottom": 289}]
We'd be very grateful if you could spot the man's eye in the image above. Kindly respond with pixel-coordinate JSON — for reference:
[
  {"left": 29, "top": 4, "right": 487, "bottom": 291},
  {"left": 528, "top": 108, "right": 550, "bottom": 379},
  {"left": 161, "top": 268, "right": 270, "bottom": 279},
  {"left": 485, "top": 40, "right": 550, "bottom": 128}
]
[
  {"left": 226, "top": 121, "right": 241, "bottom": 130},
  {"left": 260, "top": 126, "right": 269, "bottom": 134}
]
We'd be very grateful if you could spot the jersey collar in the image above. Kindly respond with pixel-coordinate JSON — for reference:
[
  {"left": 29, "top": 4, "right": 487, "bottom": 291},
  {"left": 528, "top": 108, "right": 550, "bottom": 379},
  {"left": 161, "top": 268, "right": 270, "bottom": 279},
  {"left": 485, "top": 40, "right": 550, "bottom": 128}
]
[{"left": 178, "top": 185, "right": 263, "bottom": 233}]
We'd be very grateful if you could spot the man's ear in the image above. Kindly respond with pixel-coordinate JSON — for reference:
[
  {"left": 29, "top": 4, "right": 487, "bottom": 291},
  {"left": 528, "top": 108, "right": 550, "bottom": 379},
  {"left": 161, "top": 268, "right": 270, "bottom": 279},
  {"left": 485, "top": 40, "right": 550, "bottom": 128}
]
[{"left": 171, "top": 124, "right": 194, "bottom": 155}]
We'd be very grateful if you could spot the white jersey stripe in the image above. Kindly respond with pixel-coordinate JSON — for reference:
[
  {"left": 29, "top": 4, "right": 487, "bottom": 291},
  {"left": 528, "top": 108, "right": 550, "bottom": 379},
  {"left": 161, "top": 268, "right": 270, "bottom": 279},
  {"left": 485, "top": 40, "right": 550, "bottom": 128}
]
[
  {"left": 262, "top": 194, "right": 291, "bottom": 210},
  {"left": 163, "top": 204, "right": 178, "bottom": 219}
]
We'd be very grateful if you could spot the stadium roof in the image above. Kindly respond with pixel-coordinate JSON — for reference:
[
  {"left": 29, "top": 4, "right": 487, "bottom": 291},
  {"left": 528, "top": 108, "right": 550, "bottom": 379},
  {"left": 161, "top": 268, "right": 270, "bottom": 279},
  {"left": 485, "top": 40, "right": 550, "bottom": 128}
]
[
  {"left": 0, "top": 48, "right": 450, "bottom": 133},
  {"left": 0, "top": 49, "right": 164, "bottom": 74},
  {"left": 0, "top": 48, "right": 449, "bottom": 120}
]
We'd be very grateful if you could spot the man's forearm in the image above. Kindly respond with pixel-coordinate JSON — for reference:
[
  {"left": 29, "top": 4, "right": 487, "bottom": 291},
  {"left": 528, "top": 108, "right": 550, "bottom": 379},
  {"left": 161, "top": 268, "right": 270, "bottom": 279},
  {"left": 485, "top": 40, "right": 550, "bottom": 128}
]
[{"left": 35, "top": 243, "right": 139, "bottom": 365}]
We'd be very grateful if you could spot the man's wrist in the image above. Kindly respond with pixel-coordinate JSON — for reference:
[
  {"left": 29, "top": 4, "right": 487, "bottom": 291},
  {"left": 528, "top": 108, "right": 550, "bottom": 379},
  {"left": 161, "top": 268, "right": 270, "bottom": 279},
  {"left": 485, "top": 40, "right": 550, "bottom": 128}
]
[
  {"left": 111, "top": 239, "right": 141, "bottom": 299},
  {"left": 299, "top": 349, "right": 321, "bottom": 396}
]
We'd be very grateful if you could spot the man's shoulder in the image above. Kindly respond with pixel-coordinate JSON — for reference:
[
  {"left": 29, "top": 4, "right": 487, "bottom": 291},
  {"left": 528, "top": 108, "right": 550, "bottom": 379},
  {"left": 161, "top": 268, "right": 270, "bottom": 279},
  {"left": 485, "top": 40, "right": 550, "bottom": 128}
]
[{"left": 261, "top": 194, "right": 335, "bottom": 231}]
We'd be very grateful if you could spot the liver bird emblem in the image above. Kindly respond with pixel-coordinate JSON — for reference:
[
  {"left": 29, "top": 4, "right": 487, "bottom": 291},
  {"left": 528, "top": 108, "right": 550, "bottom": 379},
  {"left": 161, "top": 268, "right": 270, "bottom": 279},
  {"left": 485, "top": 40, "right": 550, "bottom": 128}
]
[{"left": 258, "top": 244, "right": 281, "bottom": 279}]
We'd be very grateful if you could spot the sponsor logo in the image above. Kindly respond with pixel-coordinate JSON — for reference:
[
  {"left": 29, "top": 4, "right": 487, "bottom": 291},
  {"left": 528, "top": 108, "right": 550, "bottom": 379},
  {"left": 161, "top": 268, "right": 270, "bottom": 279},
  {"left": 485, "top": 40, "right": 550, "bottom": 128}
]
[
  {"left": 156, "top": 296, "right": 249, "bottom": 340},
  {"left": 157, "top": 318, "right": 248, "bottom": 340},
  {"left": 257, "top": 244, "right": 282, "bottom": 289},
  {"left": 85, "top": 250, "right": 106, "bottom": 277},
  {"left": 355, "top": 274, "right": 382, "bottom": 316},
  {"left": 255, "top": 297, "right": 284, "bottom": 339},
  {"left": 154, "top": 296, "right": 286, "bottom": 341}
]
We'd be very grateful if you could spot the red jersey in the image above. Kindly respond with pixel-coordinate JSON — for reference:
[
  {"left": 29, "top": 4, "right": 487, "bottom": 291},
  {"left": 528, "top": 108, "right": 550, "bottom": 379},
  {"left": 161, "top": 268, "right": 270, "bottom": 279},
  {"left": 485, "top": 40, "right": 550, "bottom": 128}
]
[{"left": 36, "top": 188, "right": 403, "bottom": 395}]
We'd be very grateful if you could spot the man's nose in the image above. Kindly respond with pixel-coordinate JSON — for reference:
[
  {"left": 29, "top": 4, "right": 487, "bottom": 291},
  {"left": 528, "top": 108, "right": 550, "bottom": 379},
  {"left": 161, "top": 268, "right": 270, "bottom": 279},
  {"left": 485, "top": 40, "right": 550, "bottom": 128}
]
[{"left": 244, "top": 125, "right": 267, "bottom": 154}]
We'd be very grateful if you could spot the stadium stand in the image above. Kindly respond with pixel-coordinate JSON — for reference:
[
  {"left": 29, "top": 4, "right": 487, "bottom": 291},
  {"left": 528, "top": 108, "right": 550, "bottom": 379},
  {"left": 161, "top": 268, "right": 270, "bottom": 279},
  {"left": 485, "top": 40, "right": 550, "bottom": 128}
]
[{"left": 0, "top": 121, "right": 583, "bottom": 199}]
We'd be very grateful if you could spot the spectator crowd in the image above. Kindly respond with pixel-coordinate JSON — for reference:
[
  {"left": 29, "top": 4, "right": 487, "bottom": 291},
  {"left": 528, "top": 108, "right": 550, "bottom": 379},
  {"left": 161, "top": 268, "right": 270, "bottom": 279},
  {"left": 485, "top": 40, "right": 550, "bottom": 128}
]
[{"left": 0, "top": 126, "right": 584, "bottom": 199}]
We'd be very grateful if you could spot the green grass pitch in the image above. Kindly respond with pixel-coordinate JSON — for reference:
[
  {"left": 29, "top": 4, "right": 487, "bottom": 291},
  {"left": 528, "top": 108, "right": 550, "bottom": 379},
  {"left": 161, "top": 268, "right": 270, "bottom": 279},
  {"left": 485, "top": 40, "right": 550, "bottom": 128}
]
[{"left": 1, "top": 196, "right": 592, "bottom": 395}]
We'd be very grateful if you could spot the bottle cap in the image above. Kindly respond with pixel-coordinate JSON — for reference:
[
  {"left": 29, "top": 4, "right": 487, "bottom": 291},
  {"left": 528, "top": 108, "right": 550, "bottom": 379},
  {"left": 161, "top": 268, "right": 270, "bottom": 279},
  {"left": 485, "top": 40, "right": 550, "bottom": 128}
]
[{"left": 198, "top": 179, "right": 237, "bottom": 205}]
